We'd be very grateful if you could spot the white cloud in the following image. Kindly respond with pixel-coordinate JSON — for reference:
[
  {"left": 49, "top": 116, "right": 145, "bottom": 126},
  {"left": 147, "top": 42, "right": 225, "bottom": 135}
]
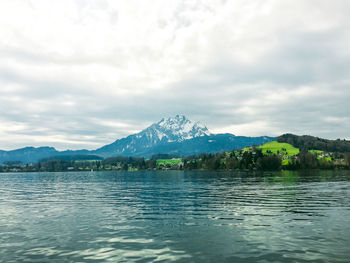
[{"left": 0, "top": 0, "right": 349, "bottom": 150}]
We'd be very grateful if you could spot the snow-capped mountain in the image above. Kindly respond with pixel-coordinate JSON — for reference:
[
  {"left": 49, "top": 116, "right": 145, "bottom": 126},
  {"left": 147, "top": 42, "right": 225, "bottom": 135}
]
[
  {"left": 142, "top": 115, "right": 211, "bottom": 143},
  {"left": 0, "top": 115, "right": 276, "bottom": 163},
  {"left": 93, "top": 115, "right": 275, "bottom": 157},
  {"left": 94, "top": 115, "right": 211, "bottom": 156}
]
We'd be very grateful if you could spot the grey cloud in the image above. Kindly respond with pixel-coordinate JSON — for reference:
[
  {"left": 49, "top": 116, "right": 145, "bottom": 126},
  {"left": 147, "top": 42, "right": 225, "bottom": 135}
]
[{"left": 0, "top": 0, "right": 349, "bottom": 149}]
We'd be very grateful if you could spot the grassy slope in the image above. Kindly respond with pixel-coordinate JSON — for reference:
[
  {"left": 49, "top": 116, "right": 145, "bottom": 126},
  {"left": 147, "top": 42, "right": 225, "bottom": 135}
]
[
  {"left": 238, "top": 141, "right": 299, "bottom": 166},
  {"left": 156, "top": 159, "right": 182, "bottom": 166},
  {"left": 256, "top": 142, "right": 332, "bottom": 164},
  {"left": 258, "top": 141, "right": 300, "bottom": 156}
]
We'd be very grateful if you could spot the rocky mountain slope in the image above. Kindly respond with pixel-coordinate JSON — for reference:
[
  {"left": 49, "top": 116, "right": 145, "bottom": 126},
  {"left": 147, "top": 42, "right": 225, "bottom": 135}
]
[{"left": 94, "top": 115, "right": 211, "bottom": 157}]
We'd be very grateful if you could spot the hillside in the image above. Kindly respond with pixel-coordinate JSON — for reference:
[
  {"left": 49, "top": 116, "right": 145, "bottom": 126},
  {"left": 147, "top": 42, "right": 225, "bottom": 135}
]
[
  {"left": 138, "top": 134, "right": 275, "bottom": 157},
  {"left": 277, "top": 134, "right": 350, "bottom": 152}
]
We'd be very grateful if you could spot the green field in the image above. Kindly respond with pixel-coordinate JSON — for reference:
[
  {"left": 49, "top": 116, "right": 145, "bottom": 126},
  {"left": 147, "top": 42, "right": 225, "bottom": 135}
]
[
  {"left": 258, "top": 141, "right": 300, "bottom": 156},
  {"left": 239, "top": 141, "right": 300, "bottom": 166},
  {"left": 156, "top": 159, "right": 182, "bottom": 166}
]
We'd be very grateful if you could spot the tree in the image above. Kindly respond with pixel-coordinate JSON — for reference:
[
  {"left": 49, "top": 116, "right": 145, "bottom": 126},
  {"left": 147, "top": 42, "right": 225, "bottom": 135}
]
[
  {"left": 298, "top": 150, "right": 318, "bottom": 169},
  {"left": 257, "top": 155, "right": 281, "bottom": 170}
]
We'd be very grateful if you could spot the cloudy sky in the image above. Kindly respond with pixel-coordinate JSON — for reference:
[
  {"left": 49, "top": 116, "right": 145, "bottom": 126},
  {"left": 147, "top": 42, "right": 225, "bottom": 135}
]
[{"left": 0, "top": 0, "right": 349, "bottom": 150}]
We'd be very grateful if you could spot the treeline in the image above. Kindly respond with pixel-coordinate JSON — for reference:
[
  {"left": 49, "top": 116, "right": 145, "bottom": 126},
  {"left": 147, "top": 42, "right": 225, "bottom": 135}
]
[
  {"left": 278, "top": 134, "right": 350, "bottom": 152},
  {"left": 1, "top": 151, "right": 282, "bottom": 172},
  {"left": 102, "top": 156, "right": 156, "bottom": 170},
  {"left": 38, "top": 154, "right": 103, "bottom": 162},
  {"left": 284, "top": 150, "right": 350, "bottom": 170},
  {"left": 149, "top": 153, "right": 180, "bottom": 160},
  {"left": 183, "top": 150, "right": 281, "bottom": 171},
  {"left": 183, "top": 149, "right": 350, "bottom": 171},
  {"left": 1, "top": 148, "right": 350, "bottom": 173},
  {"left": 0, "top": 156, "right": 159, "bottom": 173}
]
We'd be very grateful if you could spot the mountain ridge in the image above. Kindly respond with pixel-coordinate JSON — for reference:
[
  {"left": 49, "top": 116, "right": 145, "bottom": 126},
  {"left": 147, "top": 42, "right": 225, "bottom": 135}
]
[
  {"left": 0, "top": 115, "right": 275, "bottom": 163},
  {"left": 94, "top": 115, "right": 211, "bottom": 156}
]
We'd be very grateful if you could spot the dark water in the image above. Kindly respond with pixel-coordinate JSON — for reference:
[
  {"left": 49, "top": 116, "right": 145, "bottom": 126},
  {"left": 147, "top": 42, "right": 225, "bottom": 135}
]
[{"left": 0, "top": 170, "right": 349, "bottom": 262}]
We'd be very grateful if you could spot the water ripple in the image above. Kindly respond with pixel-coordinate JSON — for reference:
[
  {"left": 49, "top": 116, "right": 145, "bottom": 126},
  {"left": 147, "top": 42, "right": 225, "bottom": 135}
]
[{"left": 0, "top": 170, "right": 350, "bottom": 262}]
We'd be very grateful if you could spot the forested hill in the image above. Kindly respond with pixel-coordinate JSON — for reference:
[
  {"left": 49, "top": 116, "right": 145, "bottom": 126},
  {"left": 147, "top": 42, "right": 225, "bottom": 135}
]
[{"left": 277, "top": 134, "right": 350, "bottom": 152}]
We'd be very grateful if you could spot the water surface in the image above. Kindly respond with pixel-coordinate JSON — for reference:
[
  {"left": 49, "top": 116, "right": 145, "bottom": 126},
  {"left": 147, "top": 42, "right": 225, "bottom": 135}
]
[{"left": 0, "top": 170, "right": 349, "bottom": 262}]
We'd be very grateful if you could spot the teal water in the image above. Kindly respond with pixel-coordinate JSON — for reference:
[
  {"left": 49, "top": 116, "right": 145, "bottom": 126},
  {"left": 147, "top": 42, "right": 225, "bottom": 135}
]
[{"left": 0, "top": 170, "right": 349, "bottom": 262}]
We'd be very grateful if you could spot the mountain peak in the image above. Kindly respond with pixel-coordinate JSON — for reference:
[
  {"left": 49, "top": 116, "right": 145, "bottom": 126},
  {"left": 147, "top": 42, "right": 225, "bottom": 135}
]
[
  {"left": 153, "top": 115, "right": 210, "bottom": 141},
  {"left": 124, "top": 115, "right": 211, "bottom": 149},
  {"left": 158, "top": 114, "right": 186, "bottom": 124},
  {"left": 94, "top": 115, "right": 212, "bottom": 156},
  {"left": 158, "top": 115, "right": 188, "bottom": 127}
]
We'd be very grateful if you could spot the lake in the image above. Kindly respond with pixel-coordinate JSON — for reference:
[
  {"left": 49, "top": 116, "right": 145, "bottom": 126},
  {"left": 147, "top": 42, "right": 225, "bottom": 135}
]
[{"left": 0, "top": 170, "right": 349, "bottom": 262}]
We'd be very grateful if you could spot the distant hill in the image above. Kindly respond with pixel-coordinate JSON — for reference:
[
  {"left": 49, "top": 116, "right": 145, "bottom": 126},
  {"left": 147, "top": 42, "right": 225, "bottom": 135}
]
[
  {"left": 277, "top": 134, "right": 350, "bottom": 152},
  {"left": 0, "top": 115, "right": 275, "bottom": 163},
  {"left": 0, "top": 147, "right": 89, "bottom": 164},
  {"left": 0, "top": 147, "right": 58, "bottom": 164}
]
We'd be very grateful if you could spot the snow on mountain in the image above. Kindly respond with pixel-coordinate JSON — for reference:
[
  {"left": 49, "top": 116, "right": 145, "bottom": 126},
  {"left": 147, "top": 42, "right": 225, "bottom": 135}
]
[
  {"left": 95, "top": 115, "right": 211, "bottom": 156},
  {"left": 144, "top": 115, "right": 211, "bottom": 143}
]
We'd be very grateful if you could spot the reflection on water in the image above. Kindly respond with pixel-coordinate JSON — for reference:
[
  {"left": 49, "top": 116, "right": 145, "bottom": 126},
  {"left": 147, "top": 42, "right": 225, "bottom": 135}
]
[{"left": 0, "top": 170, "right": 350, "bottom": 262}]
